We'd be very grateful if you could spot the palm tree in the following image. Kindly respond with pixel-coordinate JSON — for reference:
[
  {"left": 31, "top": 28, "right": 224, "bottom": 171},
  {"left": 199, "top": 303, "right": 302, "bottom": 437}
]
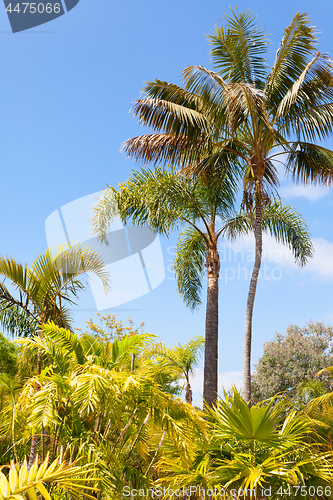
[
  {"left": 93, "top": 166, "right": 312, "bottom": 407},
  {"left": 0, "top": 243, "right": 110, "bottom": 337},
  {"left": 119, "top": 9, "right": 333, "bottom": 402},
  {"left": 145, "top": 336, "right": 205, "bottom": 404},
  {"left": 0, "top": 243, "right": 110, "bottom": 467}
]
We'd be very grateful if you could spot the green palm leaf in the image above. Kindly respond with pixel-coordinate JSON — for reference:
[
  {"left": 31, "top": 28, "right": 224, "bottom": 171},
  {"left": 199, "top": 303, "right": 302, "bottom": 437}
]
[{"left": 208, "top": 7, "right": 268, "bottom": 87}]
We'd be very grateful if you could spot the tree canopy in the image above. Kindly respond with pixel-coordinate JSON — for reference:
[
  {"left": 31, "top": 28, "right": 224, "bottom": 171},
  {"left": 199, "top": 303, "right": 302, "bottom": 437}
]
[{"left": 252, "top": 321, "right": 333, "bottom": 401}]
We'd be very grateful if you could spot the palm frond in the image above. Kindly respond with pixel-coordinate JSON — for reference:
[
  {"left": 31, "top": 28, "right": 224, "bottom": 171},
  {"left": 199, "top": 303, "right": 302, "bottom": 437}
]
[
  {"left": 132, "top": 97, "right": 211, "bottom": 139},
  {"left": 41, "top": 322, "right": 86, "bottom": 365},
  {"left": 174, "top": 226, "right": 207, "bottom": 310},
  {"left": 0, "top": 305, "right": 37, "bottom": 337},
  {"left": 221, "top": 213, "right": 253, "bottom": 241},
  {"left": 90, "top": 188, "right": 118, "bottom": 243},
  {"left": 0, "top": 455, "right": 98, "bottom": 500},
  {"left": 275, "top": 52, "right": 323, "bottom": 118},
  {"left": 141, "top": 79, "right": 205, "bottom": 113},
  {"left": 266, "top": 12, "right": 318, "bottom": 108},
  {"left": 110, "top": 333, "right": 156, "bottom": 367},
  {"left": 121, "top": 133, "right": 199, "bottom": 167},
  {"left": 93, "top": 166, "right": 236, "bottom": 243},
  {"left": 222, "top": 81, "right": 272, "bottom": 136},
  {"left": 286, "top": 142, "right": 333, "bottom": 185},
  {"left": 262, "top": 201, "right": 313, "bottom": 266},
  {"left": 208, "top": 7, "right": 269, "bottom": 87}
]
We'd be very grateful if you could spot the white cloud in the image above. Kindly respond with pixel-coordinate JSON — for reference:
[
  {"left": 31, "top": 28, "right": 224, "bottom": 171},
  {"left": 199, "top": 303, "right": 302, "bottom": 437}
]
[
  {"left": 279, "top": 184, "right": 330, "bottom": 201},
  {"left": 305, "top": 237, "right": 333, "bottom": 278},
  {"left": 226, "top": 234, "right": 333, "bottom": 281},
  {"left": 226, "top": 233, "right": 295, "bottom": 268}
]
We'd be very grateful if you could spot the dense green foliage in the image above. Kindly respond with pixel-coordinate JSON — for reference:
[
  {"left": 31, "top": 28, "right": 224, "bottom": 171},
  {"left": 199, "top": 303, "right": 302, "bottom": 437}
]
[
  {"left": 0, "top": 331, "right": 17, "bottom": 376},
  {"left": 0, "top": 323, "right": 333, "bottom": 499}
]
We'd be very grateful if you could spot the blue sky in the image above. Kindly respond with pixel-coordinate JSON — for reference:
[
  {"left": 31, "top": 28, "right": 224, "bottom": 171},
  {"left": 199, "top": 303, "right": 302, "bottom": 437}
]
[{"left": 1, "top": 0, "right": 333, "bottom": 398}]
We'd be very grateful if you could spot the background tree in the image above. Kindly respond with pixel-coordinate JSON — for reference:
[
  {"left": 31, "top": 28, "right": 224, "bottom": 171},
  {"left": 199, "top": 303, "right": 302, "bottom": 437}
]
[{"left": 252, "top": 321, "right": 333, "bottom": 401}]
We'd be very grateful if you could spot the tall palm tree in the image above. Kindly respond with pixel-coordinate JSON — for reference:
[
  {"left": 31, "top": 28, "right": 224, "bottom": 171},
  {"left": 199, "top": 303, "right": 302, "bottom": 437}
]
[
  {"left": 93, "top": 167, "right": 312, "bottom": 407},
  {"left": 119, "top": 9, "right": 333, "bottom": 402}
]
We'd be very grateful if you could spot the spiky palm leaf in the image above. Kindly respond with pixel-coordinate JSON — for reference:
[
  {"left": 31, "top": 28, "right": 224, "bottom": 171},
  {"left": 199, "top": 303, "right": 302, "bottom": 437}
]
[
  {"left": 157, "top": 389, "right": 333, "bottom": 498},
  {"left": 0, "top": 454, "right": 97, "bottom": 499}
]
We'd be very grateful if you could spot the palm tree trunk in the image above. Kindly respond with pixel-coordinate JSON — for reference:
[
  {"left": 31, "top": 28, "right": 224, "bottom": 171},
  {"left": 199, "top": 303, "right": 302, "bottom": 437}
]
[
  {"left": 144, "top": 431, "right": 166, "bottom": 476},
  {"left": 185, "top": 381, "right": 192, "bottom": 405},
  {"left": 28, "top": 328, "right": 42, "bottom": 469},
  {"left": 28, "top": 434, "right": 38, "bottom": 470},
  {"left": 126, "top": 413, "right": 150, "bottom": 460},
  {"left": 94, "top": 400, "right": 103, "bottom": 433},
  {"left": 203, "top": 249, "right": 220, "bottom": 408},
  {"left": 131, "top": 353, "right": 135, "bottom": 373},
  {"left": 243, "top": 186, "right": 263, "bottom": 403},
  {"left": 111, "top": 407, "right": 138, "bottom": 452}
]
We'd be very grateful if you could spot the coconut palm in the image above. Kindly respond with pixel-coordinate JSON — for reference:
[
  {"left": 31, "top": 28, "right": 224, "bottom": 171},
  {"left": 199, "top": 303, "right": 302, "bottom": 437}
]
[
  {"left": 120, "top": 10, "right": 333, "bottom": 402},
  {"left": 93, "top": 166, "right": 312, "bottom": 407}
]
